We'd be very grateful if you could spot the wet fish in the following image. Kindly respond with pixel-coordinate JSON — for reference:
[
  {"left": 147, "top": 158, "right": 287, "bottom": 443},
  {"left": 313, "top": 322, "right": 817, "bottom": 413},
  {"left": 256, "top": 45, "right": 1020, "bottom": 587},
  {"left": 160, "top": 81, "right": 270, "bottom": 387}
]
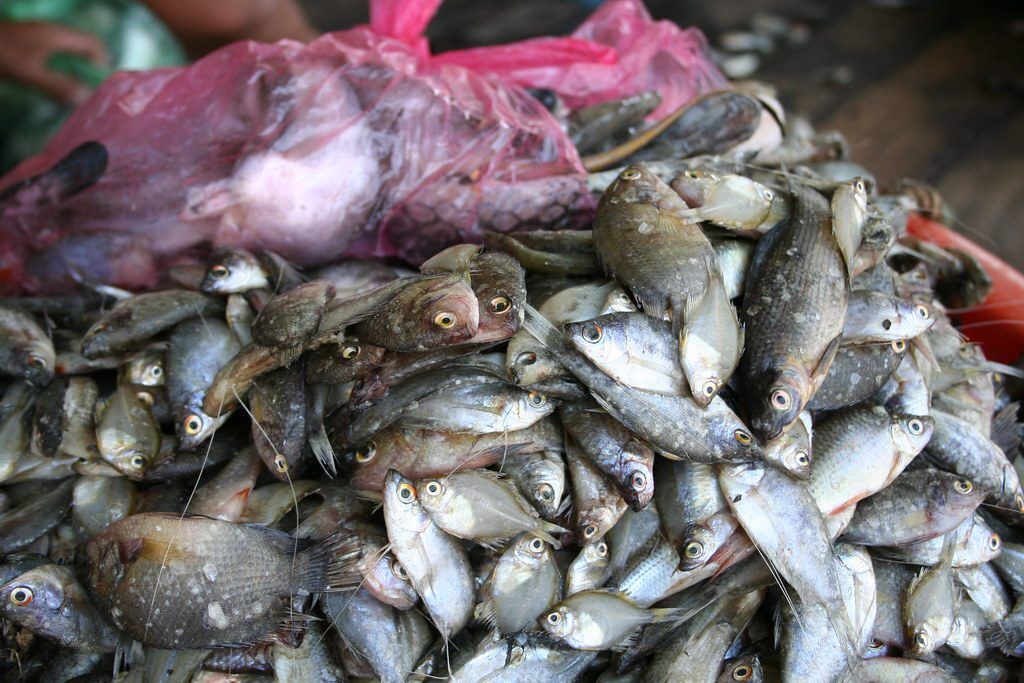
[
  {"left": 80, "top": 290, "right": 224, "bottom": 359},
  {"left": 0, "top": 304, "right": 54, "bottom": 385},
  {"left": 249, "top": 363, "right": 307, "bottom": 480},
  {"left": 809, "top": 340, "right": 905, "bottom": 411},
  {"left": 841, "top": 290, "right": 934, "bottom": 345},
  {"left": 476, "top": 533, "right": 561, "bottom": 634},
  {"left": 763, "top": 411, "right": 813, "bottom": 479},
  {"left": 593, "top": 164, "right": 717, "bottom": 336},
  {"left": 381, "top": 470, "right": 474, "bottom": 639},
  {"left": 671, "top": 170, "right": 788, "bottom": 238},
  {"left": 566, "top": 540, "right": 611, "bottom": 595},
  {"left": 539, "top": 589, "right": 683, "bottom": 651},
  {"left": 166, "top": 317, "right": 241, "bottom": 449},
  {"left": 502, "top": 449, "right": 566, "bottom": 520},
  {"left": 566, "top": 435, "right": 628, "bottom": 543},
  {"left": 82, "top": 513, "right": 361, "bottom": 648},
  {"left": 561, "top": 404, "right": 655, "bottom": 510},
  {"left": 841, "top": 469, "right": 985, "bottom": 546},
  {"left": 0, "top": 564, "right": 122, "bottom": 652},
  {"left": 450, "top": 631, "right": 596, "bottom": 682},
  {"left": 0, "top": 381, "right": 36, "bottom": 482},
  {"left": 739, "top": 183, "right": 848, "bottom": 442},
  {"left": 903, "top": 533, "right": 957, "bottom": 655},
  {"left": 72, "top": 475, "right": 136, "bottom": 536},
  {"left": 95, "top": 382, "right": 162, "bottom": 479},
  {"left": 417, "top": 469, "right": 567, "bottom": 547}
]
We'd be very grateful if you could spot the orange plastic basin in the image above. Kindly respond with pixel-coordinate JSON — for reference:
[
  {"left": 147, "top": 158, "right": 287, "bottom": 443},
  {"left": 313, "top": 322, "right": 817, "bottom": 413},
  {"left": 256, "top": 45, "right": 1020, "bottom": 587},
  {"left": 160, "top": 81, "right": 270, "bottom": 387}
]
[{"left": 907, "top": 213, "right": 1024, "bottom": 364}]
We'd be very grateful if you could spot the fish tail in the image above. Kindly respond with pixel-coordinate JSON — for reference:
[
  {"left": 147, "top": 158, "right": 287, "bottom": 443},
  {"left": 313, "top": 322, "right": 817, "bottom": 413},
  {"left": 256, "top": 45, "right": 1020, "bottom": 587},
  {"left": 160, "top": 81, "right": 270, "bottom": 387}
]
[
  {"left": 308, "top": 420, "right": 337, "bottom": 477},
  {"left": 983, "top": 620, "right": 1024, "bottom": 656},
  {"left": 296, "top": 530, "right": 363, "bottom": 593},
  {"left": 648, "top": 606, "right": 688, "bottom": 624},
  {"left": 0, "top": 141, "right": 108, "bottom": 206},
  {"left": 521, "top": 304, "right": 564, "bottom": 350}
]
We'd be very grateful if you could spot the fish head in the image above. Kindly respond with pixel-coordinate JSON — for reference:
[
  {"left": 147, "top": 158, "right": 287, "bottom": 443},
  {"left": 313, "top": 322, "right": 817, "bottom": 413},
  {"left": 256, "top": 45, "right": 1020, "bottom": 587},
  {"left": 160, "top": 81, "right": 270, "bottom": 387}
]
[
  {"left": 365, "top": 551, "right": 419, "bottom": 610},
  {"left": 469, "top": 252, "right": 526, "bottom": 344},
  {"left": 382, "top": 469, "right": 431, "bottom": 533},
  {"left": 890, "top": 414, "right": 934, "bottom": 458},
  {"left": 706, "top": 398, "right": 763, "bottom": 463},
  {"left": 853, "top": 213, "right": 896, "bottom": 274},
  {"left": 604, "top": 164, "right": 684, "bottom": 212},
  {"left": 0, "top": 565, "right": 74, "bottom": 639},
  {"left": 409, "top": 277, "right": 480, "bottom": 349},
  {"left": 176, "top": 397, "right": 219, "bottom": 451},
  {"left": 100, "top": 444, "right": 151, "bottom": 480},
  {"left": 540, "top": 604, "right": 575, "bottom": 641},
  {"left": 564, "top": 317, "right": 629, "bottom": 371},
  {"left": 764, "top": 414, "right": 812, "bottom": 480},
  {"left": 7, "top": 339, "right": 55, "bottom": 386},
  {"left": 416, "top": 477, "right": 454, "bottom": 516},
  {"left": 82, "top": 528, "right": 129, "bottom": 600},
  {"left": 678, "top": 516, "right": 734, "bottom": 571},
  {"left": 906, "top": 621, "right": 941, "bottom": 656},
  {"left": 718, "top": 462, "right": 767, "bottom": 500},
  {"left": 200, "top": 247, "right": 268, "bottom": 294},
  {"left": 719, "top": 654, "right": 761, "bottom": 683},
  {"left": 123, "top": 350, "right": 164, "bottom": 387},
  {"left": 746, "top": 365, "right": 808, "bottom": 442},
  {"left": 318, "top": 339, "right": 385, "bottom": 384},
  {"left": 577, "top": 505, "right": 617, "bottom": 544},
  {"left": 669, "top": 168, "right": 721, "bottom": 206},
  {"left": 682, "top": 340, "right": 728, "bottom": 408},
  {"left": 616, "top": 441, "right": 655, "bottom": 510},
  {"left": 511, "top": 534, "right": 552, "bottom": 569}
]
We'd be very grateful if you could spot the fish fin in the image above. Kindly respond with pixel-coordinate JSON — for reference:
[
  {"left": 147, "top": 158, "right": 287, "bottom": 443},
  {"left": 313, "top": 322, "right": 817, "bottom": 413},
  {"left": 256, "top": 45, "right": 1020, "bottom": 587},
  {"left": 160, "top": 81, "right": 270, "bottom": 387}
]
[
  {"left": 671, "top": 206, "right": 705, "bottom": 224},
  {"left": 420, "top": 244, "right": 483, "bottom": 274},
  {"left": 983, "top": 621, "right": 1024, "bottom": 656},
  {"left": 534, "top": 523, "right": 568, "bottom": 550},
  {"left": 991, "top": 402, "right": 1022, "bottom": 455},
  {"left": 272, "top": 609, "right": 321, "bottom": 649},
  {"left": 981, "top": 361, "right": 1024, "bottom": 380},
  {"left": 609, "top": 629, "right": 642, "bottom": 653},
  {"left": 308, "top": 420, "right": 338, "bottom": 477},
  {"left": 129, "top": 538, "right": 197, "bottom": 566},
  {"left": 112, "top": 639, "right": 142, "bottom": 677},
  {"left": 473, "top": 598, "right": 498, "bottom": 629},
  {"left": 809, "top": 333, "right": 843, "bottom": 395},
  {"left": 648, "top": 606, "right": 687, "bottom": 624},
  {"left": 296, "top": 529, "right": 363, "bottom": 593}
]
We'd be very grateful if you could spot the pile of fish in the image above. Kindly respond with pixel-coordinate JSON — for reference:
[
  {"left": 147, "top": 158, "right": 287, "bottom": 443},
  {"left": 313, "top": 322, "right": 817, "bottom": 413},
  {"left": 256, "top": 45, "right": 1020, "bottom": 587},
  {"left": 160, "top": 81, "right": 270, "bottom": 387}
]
[{"left": 3, "top": 100, "right": 1024, "bottom": 683}]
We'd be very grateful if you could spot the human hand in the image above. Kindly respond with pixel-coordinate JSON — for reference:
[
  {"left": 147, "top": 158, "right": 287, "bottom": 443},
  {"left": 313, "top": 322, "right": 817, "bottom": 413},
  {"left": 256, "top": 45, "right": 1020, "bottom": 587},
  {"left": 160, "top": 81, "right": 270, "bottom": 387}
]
[{"left": 0, "top": 20, "right": 108, "bottom": 105}]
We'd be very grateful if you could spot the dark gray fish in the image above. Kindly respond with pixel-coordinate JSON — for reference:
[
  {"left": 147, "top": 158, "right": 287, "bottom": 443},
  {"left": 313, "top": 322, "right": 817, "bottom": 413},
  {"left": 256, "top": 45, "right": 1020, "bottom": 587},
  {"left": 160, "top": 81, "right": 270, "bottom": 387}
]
[
  {"left": 80, "top": 290, "right": 224, "bottom": 359},
  {"left": 808, "top": 340, "right": 905, "bottom": 411},
  {"left": 0, "top": 478, "right": 74, "bottom": 556},
  {"left": 740, "top": 183, "right": 848, "bottom": 442},
  {"left": 249, "top": 363, "right": 307, "bottom": 480}
]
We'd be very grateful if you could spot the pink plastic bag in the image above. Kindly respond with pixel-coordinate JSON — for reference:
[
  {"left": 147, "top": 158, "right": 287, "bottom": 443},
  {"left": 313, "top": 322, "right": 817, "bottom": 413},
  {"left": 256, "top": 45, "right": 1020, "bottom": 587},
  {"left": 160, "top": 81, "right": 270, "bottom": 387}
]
[{"left": 0, "top": 0, "right": 723, "bottom": 294}]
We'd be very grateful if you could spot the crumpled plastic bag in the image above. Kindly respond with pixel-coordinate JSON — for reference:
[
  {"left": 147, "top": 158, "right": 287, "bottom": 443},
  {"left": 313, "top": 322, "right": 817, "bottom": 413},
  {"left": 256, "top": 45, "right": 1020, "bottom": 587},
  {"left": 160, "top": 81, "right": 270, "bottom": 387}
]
[{"left": 0, "top": 0, "right": 724, "bottom": 294}]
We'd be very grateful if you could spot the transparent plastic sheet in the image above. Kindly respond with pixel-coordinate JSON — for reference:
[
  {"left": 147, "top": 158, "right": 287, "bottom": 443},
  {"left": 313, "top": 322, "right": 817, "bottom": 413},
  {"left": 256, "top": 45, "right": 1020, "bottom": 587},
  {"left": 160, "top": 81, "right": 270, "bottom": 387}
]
[{"left": 0, "top": 0, "right": 724, "bottom": 293}]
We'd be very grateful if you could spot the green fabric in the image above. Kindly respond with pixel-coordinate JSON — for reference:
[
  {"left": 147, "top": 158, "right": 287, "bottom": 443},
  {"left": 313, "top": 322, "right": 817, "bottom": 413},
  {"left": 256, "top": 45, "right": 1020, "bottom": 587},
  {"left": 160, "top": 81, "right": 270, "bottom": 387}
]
[{"left": 0, "top": 0, "right": 185, "bottom": 172}]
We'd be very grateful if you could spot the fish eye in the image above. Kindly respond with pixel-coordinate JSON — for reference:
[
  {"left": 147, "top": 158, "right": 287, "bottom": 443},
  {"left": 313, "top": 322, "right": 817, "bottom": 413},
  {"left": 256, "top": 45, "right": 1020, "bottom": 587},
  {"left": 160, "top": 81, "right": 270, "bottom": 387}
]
[
  {"left": 907, "top": 418, "right": 924, "bottom": 436},
  {"left": 508, "top": 646, "right": 525, "bottom": 666},
  {"left": 529, "top": 538, "right": 545, "bottom": 553},
  {"left": 990, "top": 534, "right": 1001, "bottom": 551},
  {"left": 770, "top": 389, "right": 791, "bottom": 410},
  {"left": 391, "top": 559, "right": 409, "bottom": 581},
  {"left": 620, "top": 169, "right": 641, "bottom": 181},
  {"left": 527, "top": 391, "right": 547, "bottom": 408},
  {"left": 516, "top": 351, "right": 537, "bottom": 366},
  {"left": 433, "top": 311, "right": 456, "bottom": 329},
  {"left": 684, "top": 541, "right": 704, "bottom": 558},
  {"left": 700, "top": 380, "right": 717, "bottom": 398},
  {"left": 630, "top": 471, "right": 647, "bottom": 491},
  {"left": 855, "top": 180, "right": 865, "bottom": 193},
  {"left": 581, "top": 322, "right": 603, "bottom": 344},
  {"left": 273, "top": 454, "right": 288, "bottom": 472},
  {"left": 915, "top": 304, "right": 930, "bottom": 319},
  {"left": 546, "top": 611, "right": 561, "bottom": 625},
  {"left": 183, "top": 414, "right": 203, "bottom": 435},
  {"left": 764, "top": 189, "right": 774, "bottom": 200},
  {"left": 795, "top": 451, "right": 810, "bottom": 466},
  {"left": 953, "top": 479, "right": 973, "bottom": 494},
  {"left": 209, "top": 265, "right": 230, "bottom": 279},
  {"left": 424, "top": 481, "right": 442, "bottom": 496},
  {"left": 734, "top": 429, "right": 753, "bottom": 447},
  {"left": 136, "top": 391, "right": 154, "bottom": 407},
  {"left": 891, "top": 339, "right": 907, "bottom": 353},
  {"left": 150, "top": 366, "right": 162, "bottom": 377},
  {"left": 354, "top": 442, "right": 376, "bottom": 463},
  {"left": 913, "top": 633, "right": 928, "bottom": 647},
  {"left": 8, "top": 587, "right": 32, "bottom": 607},
  {"left": 341, "top": 344, "right": 361, "bottom": 361},
  {"left": 537, "top": 483, "right": 554, "bottom": 501},
  {"left": 129, "top": 454, "right": 147, "bottom": 469},
  {"left": 397, "top": 483, "right": 417, "bottom": 502},
  {"left": 583, "top": 524, "right": 598, "bottom": 539},
  {"left": 1016, "top": 493, "right": 1024, "bottom": 512},
  {"left": 596, "top": 542, "right": 608, "bottom": 557},
  {"left": 958, "top": 346, "right": 973, "bottom": 358},
  {"left": 489, "top": 296, "right": 512, "bottom": 314},
  {"left": 684, "top": 170, "right": 699, "bottom": 179},
  {"left": 733, "top": 665, "right": 753, "bottom": 681},
  {"left": 25, "top": 354, "right": 47, "bottom": 370}
]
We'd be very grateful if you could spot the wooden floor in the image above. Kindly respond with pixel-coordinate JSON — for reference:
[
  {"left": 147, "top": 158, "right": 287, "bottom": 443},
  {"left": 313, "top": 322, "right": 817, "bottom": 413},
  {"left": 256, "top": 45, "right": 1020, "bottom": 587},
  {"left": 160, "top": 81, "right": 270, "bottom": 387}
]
[{"left": 301, "top": 0, "right": 1024, "bottom": 267}]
